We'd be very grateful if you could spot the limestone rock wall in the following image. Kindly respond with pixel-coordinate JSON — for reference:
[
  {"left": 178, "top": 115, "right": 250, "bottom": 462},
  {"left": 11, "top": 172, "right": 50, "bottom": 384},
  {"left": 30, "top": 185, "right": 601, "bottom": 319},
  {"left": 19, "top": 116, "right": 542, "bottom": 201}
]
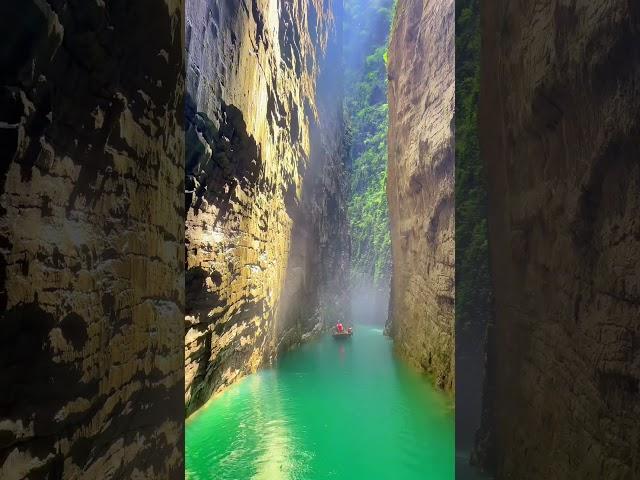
[
  {"left": 386, "top": 0, "right": 455, "bottom": 390},
  {"left": 0, "top": 0, "right": 185, "bottom": 478},
  {"left": 184, "top": 0, "right": 348, "bottom": 416},
  {"left": 480, "top": 1, "right": 640, "bottom": 478}
]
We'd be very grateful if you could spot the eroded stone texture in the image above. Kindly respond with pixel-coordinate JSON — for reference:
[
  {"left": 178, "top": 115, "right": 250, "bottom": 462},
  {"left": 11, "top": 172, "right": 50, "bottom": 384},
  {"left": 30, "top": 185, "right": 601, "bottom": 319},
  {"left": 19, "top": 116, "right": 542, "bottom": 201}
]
[
  {"left": 386, "top": 0, "right": 455, "bottom": 391},
  {"left": 479, "top": 1, "right": 640, "bottom": 478},
  {"left": 0, "top": 0, "right": 184, "bottom": 478},
  {"left": 184, "top": 0, "right": 349, "bottom": 416}
]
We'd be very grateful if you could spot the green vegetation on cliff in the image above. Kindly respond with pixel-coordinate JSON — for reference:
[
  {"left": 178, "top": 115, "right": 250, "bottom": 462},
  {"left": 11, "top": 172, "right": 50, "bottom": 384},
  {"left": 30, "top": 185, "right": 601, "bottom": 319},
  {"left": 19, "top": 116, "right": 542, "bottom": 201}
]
[
  {"left": 456, "top": 0, "right": 496, "bottom": 468},
  {"left": 456, "top": 0, "right": 495, "bottom": 463},
  {"left": 456, "top": 0, "right": 491, "bottom": 338},
  {"left": 344, "top": 0, "right": 395, "bottom": 287}
]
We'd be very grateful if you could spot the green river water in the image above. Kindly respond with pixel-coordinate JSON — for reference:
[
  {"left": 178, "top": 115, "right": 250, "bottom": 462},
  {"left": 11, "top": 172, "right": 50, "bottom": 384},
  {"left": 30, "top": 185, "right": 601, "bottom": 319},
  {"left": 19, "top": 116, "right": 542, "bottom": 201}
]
[{"left": 186, "top": 326, "right": 454, "bottom": 480}]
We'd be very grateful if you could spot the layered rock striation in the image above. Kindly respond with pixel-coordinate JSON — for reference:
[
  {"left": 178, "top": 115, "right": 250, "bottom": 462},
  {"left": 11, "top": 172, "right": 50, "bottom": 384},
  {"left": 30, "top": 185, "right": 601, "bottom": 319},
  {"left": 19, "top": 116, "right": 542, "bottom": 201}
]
[
  {"left": 386, "top": 0, "right": 455, "bottom": 390},
  {"left": 184, "top": 0, "right": 349, "bottom": 416},
  {"left": 479, "top": 1, "right": 640, "bottom": 478},
  {"left": 0, "top": 0, "right": 185, "bottom": 478}
]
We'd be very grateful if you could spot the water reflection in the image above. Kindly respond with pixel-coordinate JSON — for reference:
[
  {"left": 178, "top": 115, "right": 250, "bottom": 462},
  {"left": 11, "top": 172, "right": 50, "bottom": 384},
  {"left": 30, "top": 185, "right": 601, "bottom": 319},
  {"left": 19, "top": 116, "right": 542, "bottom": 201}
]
[
  {"left": 186, "top": 327, "right": 454, "bottom": 479},
  {"left": 338, "top": 344, "right": 346, "bottom": 360},
  {"left": 249, "top": 373, "right": 303, "bottom": 479}
]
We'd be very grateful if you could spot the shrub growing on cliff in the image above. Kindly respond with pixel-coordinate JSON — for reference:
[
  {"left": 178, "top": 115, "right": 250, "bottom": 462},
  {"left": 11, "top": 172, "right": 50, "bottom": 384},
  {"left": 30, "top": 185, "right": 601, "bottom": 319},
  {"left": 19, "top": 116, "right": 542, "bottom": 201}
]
[{"left": 344, "top": 0, "right": 395, "bottom": 288}]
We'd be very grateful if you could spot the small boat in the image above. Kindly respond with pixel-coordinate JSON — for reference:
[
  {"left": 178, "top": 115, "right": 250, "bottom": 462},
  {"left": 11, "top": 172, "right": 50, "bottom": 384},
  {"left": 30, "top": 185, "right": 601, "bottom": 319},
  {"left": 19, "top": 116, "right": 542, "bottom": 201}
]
[{"left": 332, "top": 330, "right": 353, "bottom": 339}]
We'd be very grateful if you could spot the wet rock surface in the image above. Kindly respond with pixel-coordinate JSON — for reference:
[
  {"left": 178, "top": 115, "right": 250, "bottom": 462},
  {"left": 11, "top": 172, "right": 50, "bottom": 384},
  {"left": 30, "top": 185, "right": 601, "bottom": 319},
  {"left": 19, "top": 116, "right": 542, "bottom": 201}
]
[
  {"left": 386, "top": 0, "right": 455, "bottom": 391},
  {"left": 479, "top": 1, "right": 640, "bottom": 478},
  {"left": 0, "top": 0, "right": 185, "bottom": 478},
  {"left": 184, "top": 0, "right": 349, "bottom": 416}
]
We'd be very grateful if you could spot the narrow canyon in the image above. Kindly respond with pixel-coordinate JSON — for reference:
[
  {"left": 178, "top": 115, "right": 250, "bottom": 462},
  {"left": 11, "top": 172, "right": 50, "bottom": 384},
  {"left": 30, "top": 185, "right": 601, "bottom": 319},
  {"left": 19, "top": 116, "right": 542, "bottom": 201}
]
[
  {"left": 0, "top": 0, "right": 457, "bottom": 477},
  {"left": 184, "top": 0, "right": 456, "bottom": 415},
  {"left": 2, "top": 0, "right": 639, "bottom": 478}
]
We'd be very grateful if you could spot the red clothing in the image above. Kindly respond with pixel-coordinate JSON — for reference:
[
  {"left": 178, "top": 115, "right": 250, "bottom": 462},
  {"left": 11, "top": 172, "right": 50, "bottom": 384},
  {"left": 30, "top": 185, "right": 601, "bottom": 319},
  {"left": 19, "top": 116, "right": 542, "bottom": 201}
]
[{"left": 337, "top": 323, "right": 344, "bottom": 333}]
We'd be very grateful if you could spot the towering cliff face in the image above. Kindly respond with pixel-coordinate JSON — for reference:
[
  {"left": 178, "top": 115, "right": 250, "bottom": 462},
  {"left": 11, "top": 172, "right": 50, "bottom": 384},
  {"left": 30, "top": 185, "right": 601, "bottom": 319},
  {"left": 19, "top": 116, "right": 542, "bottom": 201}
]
[
  {"left": 184, "top": 0, "right": 348, "bottom": 415},
  {"left": 0, "top": 1, "right": 184, "bottom": 478},
  {"left": 386, "top": 0, "right": 455, "bottom": 390},
  {"left": 480, "top": 1, "right": 640, "bottom": 478}
]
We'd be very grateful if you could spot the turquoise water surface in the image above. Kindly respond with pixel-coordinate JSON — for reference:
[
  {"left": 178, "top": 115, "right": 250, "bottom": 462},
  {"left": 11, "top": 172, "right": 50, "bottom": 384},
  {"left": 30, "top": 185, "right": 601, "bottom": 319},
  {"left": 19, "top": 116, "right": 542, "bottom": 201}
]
[{"left": 186, "top": 326, "right": 454, "bottom": 479}]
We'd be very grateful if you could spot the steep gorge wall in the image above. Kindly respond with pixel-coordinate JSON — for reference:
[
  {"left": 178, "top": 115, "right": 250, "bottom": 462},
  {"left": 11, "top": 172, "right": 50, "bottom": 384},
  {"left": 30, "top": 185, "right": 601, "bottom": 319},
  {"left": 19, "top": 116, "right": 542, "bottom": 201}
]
[
  {"left": 480, "top": 1, "right": 640, "bottom": 478},
  {"left": 185, "top": 0, "right": 348, "bottom": 415},
  {"left": 386, "top": 0, "right": 455, "bottom": 390},
  {"left": 0, "top": 0, "right": 184, "bottom": 478}
]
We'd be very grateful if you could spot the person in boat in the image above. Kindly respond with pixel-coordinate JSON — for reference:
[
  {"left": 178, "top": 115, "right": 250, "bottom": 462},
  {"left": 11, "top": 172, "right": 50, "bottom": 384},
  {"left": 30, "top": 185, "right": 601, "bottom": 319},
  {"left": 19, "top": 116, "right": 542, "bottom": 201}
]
[
  {"left": 336, "top": 322, "right": 344, "bottom": 333},
  {"left": 347, "top": 327, "right": 352, "bottom": 334}
]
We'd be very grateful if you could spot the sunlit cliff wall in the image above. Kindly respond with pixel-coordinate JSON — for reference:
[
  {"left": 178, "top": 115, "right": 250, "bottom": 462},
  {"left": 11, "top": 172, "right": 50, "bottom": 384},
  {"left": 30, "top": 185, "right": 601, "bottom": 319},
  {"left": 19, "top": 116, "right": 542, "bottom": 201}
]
[
  {"left": 0, "top": 0, "right": 185, "bottom": 478},
  {"left": 185, "top": 0, "right": 348, "bottom": 416},
  {"left": 386, "top": 0, "right": 455, "bottom": 390},
  {"left": 480, "top": 1, "right": 640, "bottom": 478}
]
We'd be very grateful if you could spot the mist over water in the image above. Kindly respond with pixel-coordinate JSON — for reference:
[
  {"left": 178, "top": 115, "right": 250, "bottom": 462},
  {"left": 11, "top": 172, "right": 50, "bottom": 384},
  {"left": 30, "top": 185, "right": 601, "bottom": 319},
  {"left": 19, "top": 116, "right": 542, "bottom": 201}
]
[
  {"left": 349, "top": 283, "right": 389, "bottom": 327},
  {"left": 186, "top": 327, "right": 454, "bottom": 480}
]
